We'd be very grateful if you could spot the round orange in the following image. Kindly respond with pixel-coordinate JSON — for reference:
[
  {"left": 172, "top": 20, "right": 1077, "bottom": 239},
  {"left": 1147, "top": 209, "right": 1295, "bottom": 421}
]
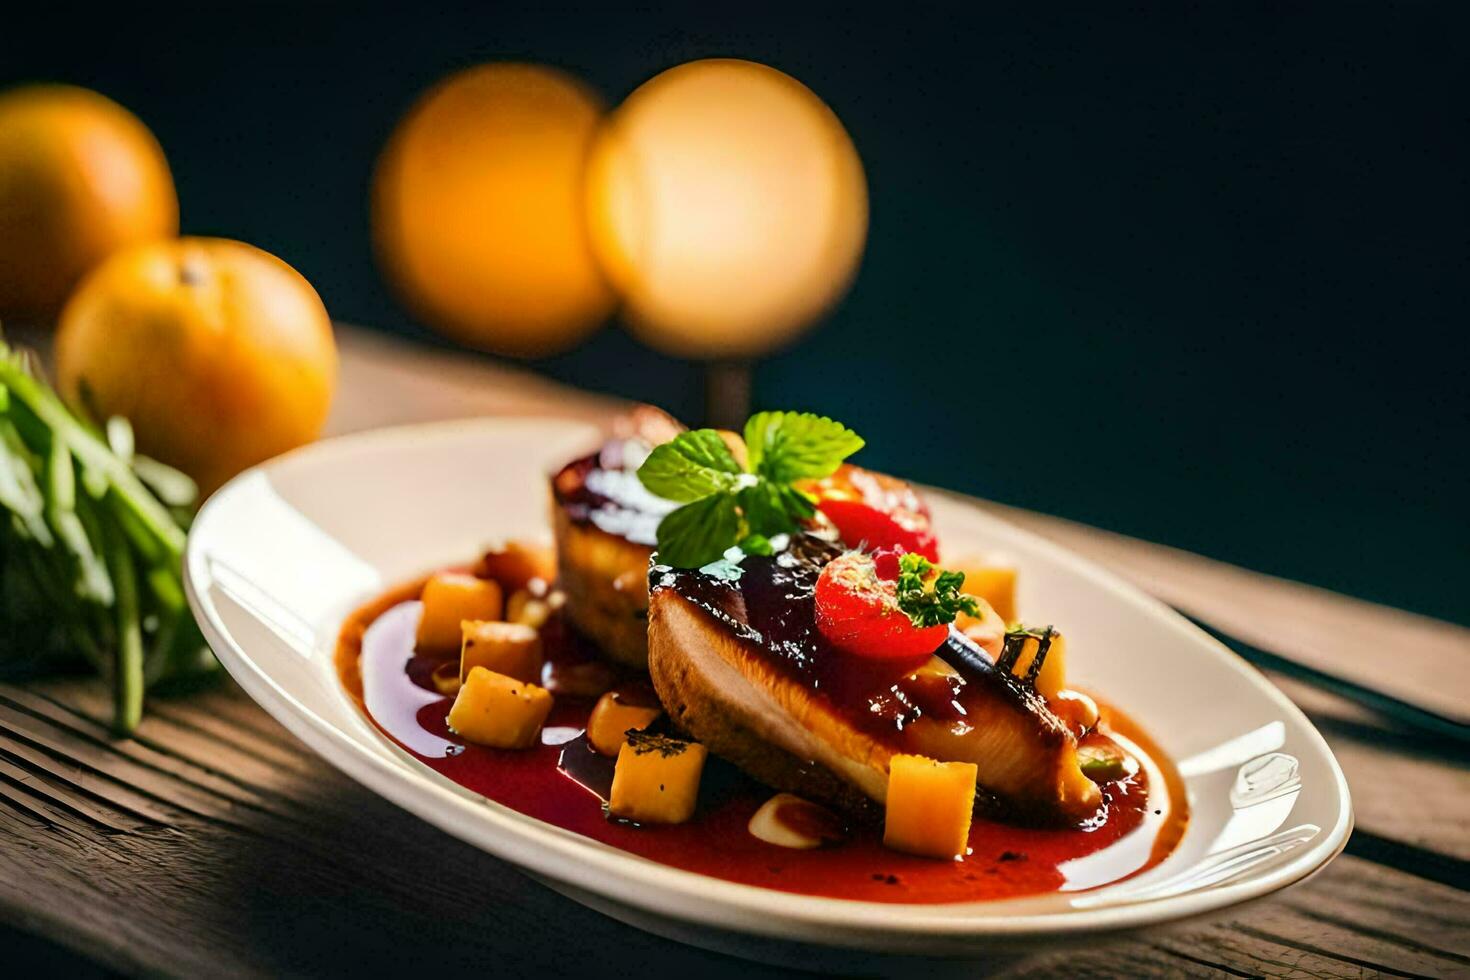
[
  {"left": 585, "top": 59, "right": 867, "bottom": 359},
  {"left": 373, "top": 63, "right": 615, "bottom": 358},
  {"left": 56, "top": 238, "right": 337, "bottom": 494},
  {"left": 0, "top": 84, "right": 178, "bottom": 322}
]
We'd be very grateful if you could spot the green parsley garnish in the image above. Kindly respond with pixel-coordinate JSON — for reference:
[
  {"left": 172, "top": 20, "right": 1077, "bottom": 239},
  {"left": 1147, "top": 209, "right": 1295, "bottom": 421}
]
[
  {"left": 894, "top": 552, "right": 981, "bottom": 628},
  {"left": 636, "top": 411, "right": 863, "bottom": 568}
]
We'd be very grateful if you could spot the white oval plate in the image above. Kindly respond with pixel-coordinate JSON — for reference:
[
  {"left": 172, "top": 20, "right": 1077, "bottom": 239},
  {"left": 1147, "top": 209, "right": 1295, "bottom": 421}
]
[{"left": 184, "top": 418, "right": 1352, "bottom": 958}]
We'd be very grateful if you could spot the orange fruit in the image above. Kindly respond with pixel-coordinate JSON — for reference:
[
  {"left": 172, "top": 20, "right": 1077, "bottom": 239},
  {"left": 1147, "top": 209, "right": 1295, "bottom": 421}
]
[
  {"left": 373, "top": 63, "right": 615, "bottom": 358},
  {"left": 56, "top": 237, "right": 337, "bottom": 494},
  {"left": 0, "top": 84, "right": 177, "bottom": 322},
  {"left": 585, "top": 59, "right": 867, "bottom": 359}
]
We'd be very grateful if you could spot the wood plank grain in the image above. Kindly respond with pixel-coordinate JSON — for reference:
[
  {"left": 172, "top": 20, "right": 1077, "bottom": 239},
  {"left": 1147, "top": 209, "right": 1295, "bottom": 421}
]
[
  {"left": 12, "top": 681, "right": 401, "bottom": 840},
  {"left": 995, "top": 859, "right": 1470, "bottom": 979},
  {"left": 326, "top": 327, "right": 621, "bottom": 437},
  {"left": 1271, "top": 676, "right": 1470, "bottom": 863},
  {"left": 0, "top": 683, "right": 295, "bottom": 823},
  {"left": 0, "top": 727, "right": 180, "bottom": 828}
]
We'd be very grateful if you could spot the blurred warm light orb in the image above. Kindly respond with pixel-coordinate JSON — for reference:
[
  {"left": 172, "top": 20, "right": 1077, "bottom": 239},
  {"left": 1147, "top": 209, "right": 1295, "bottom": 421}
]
[
  {"left": 373, "top": 63, "right": 615, "bottom": 358},
  {"left": 585, "top": 59, "right": 868, "bottom": 359},
  {"left": 56, "top": 237, "right": 337, "bottom": 494},
  {"left": 0, "top": 84, "right": 178, "bottom": 322}
]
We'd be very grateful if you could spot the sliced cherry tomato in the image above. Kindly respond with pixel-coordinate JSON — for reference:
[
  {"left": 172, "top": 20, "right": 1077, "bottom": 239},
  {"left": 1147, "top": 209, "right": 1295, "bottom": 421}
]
[
  {"left": 814, "top": 551, "right": 947, "bottom": 661},
  {"left": 803, "top": 465, "right": 940, "bottom": 560},
  {"left": 870, "top": 546, "right": 903, "bottom": 581}
]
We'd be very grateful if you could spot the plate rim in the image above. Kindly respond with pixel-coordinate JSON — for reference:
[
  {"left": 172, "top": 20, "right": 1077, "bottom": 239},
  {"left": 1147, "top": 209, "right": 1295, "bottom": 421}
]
[{"left": 184, "top": 416, "right": 1354, "bottom": 949}]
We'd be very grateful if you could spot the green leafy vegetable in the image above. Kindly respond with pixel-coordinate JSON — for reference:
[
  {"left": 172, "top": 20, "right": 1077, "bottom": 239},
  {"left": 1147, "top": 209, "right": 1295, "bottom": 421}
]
[
  {"left": 637, "top": 411, "right": 864, "bottom": 568},
  {"left": 743, "top": 411, "right": 864, "bottom": 484},
  {"left": 0, "top": 341, "right": 213, "bottom": 734},
  {"left": 734, "top": 480, "right": 787, "bottom": 534},
  {"left": 894, "top": 552, "right": 981, "bottom": 628},
  {"left": 635, "top": 430, "right": 744, "bottom": 502},
  {"left": 654, "top": 493, "right": 740, "bottom": 569}
]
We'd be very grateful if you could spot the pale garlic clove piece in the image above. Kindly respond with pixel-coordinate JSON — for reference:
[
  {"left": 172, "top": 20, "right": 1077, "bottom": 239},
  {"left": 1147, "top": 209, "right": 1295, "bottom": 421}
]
[{"left": 747, "top": 793, "right": 847, "bottom": 850}]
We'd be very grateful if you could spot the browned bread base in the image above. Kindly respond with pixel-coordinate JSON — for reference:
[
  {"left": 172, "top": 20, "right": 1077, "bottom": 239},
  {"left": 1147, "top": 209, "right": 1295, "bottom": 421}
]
[{"left": 553, "top": 505, "right": 653, "bottom": 669}]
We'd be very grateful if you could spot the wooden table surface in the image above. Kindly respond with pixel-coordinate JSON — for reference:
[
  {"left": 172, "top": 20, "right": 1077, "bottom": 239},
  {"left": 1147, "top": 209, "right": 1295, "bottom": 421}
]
[{"left": 2, "top": 326, "right": 1467, "bottom": 978}]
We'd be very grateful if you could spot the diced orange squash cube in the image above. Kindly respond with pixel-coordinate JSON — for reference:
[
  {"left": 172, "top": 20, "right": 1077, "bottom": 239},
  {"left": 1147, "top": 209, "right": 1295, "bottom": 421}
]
[
  {"left": 446, "top": 667, "right": 553, "bottom": 749},
  {"left": 883, "top": 754, "right": 977, "bottom": 859},
  {"left": 417, "top": 573, "right": 503, "bottom": 653},
  {"left": 608, "top": 733, "right": 707, "bottom": 824},
  {"left": 951, "top": 561, "right": 1017, "bottom": 624},
  {"left": 1007, "top": 628, "right": 1067, "bottom": 700},
  {"left": 474, "top": 541, "right": 556, "bottom": 594},
  {"left": 586, "top": 686, "right": 663, "bottom": 756},
  {"left": 956, "top": 595, "right": 1007, "bottom": 654},
  {"left": 460, "top": 620, "right": 543, "bottom": 684}
]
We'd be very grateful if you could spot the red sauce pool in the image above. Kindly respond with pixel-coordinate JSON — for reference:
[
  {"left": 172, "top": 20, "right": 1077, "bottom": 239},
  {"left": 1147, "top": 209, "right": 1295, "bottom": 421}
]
[{"left": 337, "top": 580, "right": 1188, "bottom": 904}]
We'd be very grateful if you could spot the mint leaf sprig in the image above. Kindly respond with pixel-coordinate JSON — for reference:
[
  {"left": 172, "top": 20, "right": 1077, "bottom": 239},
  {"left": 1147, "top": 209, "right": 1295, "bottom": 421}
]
[
  {"left": 636, "top": 411, "right": 863, "bottom": 568},
  {"left": 894, "top": 552, "right": 981, "bottom": 628}
]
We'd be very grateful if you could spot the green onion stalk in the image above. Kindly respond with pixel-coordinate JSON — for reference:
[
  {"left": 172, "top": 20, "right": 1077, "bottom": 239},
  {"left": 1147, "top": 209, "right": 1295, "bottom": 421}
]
[{"left": 0, "top": 340, "right": 214, "bottom": 734}]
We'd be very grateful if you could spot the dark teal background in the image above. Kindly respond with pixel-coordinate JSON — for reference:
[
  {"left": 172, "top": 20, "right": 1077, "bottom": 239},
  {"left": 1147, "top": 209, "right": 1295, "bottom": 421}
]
[{"left": 4, "top": 2, "right": 1465, "bottom": 623}]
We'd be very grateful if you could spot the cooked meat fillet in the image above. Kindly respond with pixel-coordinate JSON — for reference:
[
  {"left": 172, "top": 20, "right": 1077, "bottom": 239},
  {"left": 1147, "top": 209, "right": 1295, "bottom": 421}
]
[{"left": 646, "top": 536, "right": 1101, "bottom": 825}]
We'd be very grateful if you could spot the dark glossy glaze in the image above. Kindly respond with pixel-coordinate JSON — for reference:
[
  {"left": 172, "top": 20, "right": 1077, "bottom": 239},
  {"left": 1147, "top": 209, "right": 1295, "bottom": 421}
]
[
  {"left": 336, "top": 579, "right": 1187, "bottom": 904},
  {"left": 551, "top": 452, "right": 609, "bottom": 519},
  {"left": 650, "top": 534, "right": 1066, "bottom": 752},
  {"left": 551, "top": 443, "right": 672, "bottom": 547}
]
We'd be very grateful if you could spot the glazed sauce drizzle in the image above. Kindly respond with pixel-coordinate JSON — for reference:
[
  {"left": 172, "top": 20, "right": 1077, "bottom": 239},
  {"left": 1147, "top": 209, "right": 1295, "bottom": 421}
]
[{"left": 336, "top": 570, "right": 1188, "bottom": 904}]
